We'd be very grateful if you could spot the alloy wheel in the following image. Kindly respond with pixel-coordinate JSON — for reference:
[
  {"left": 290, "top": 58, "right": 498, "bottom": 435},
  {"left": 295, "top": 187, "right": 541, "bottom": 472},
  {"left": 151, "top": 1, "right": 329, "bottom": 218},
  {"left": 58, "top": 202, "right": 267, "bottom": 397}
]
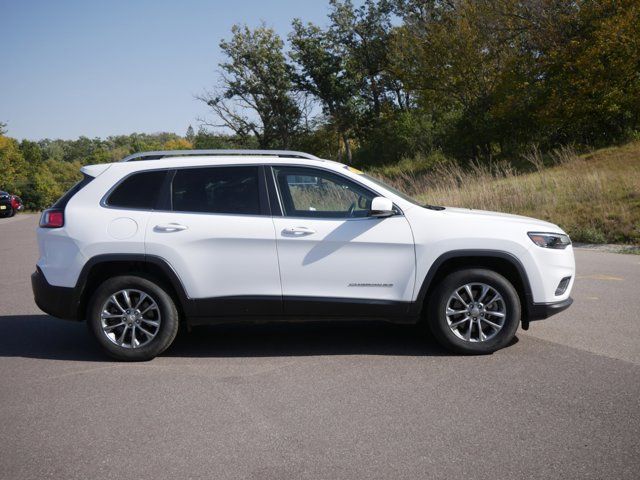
[
  {"left": 100, "top": 289, "right": 161, "bottom": 349},
  {"left": 445, "top": 283, "right": 506, "bottom": 342}
]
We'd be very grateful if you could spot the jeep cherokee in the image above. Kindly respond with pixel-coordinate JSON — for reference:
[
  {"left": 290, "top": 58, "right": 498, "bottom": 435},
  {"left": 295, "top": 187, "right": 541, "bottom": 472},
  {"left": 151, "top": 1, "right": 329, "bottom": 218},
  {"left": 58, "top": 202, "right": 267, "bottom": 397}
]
[{"left": 31, "top": 150, "right": 575, "bottom": 360}]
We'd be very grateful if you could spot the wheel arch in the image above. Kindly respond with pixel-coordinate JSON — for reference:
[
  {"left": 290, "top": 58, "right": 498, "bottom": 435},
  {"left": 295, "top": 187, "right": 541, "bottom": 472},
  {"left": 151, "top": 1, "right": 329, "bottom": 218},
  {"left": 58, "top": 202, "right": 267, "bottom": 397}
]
[
  {"left": 413, "top": 250, "right": 534, "bottom": 325},
  {"left": 75, "top": 254, "right": 193, "bottom": 321}
]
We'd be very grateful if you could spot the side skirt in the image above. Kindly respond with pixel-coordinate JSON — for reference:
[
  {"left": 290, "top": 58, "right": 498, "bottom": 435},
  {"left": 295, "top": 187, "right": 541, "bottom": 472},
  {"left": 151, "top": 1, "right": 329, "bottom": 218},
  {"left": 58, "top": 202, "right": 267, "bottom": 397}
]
[{"left": 187, "top": 295, "right": 419, "bottom": 326}]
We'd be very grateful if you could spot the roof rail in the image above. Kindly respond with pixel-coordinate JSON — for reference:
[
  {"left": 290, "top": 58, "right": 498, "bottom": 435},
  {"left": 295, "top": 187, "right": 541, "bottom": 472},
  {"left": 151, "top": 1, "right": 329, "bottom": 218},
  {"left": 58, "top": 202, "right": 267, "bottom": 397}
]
[{"left": 120, "top": 149, "right": 320, "bottom": 162}]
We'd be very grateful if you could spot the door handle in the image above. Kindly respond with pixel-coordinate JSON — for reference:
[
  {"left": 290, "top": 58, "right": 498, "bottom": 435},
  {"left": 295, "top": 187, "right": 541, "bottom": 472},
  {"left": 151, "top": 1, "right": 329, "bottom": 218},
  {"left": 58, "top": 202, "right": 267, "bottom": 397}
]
[
  {"left": 154, "top": 223, "right": 188, "bottom": 232},
  {"left": 283, "top": 226, "right": 316, "bottom": 235}
]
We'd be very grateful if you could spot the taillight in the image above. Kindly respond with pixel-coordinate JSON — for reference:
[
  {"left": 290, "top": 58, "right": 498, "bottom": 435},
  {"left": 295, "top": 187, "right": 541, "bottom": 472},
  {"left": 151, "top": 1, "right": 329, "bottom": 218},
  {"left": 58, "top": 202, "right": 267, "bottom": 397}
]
[{"left": 40, "top": 209, "right": 64, "bottom": 228}]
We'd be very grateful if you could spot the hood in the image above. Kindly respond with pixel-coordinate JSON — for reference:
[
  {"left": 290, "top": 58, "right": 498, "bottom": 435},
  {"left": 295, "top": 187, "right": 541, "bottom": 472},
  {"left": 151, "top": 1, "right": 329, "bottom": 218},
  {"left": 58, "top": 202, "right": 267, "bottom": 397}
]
[{"left": 443, "top": 207, "right": 562, "bottom": 231}]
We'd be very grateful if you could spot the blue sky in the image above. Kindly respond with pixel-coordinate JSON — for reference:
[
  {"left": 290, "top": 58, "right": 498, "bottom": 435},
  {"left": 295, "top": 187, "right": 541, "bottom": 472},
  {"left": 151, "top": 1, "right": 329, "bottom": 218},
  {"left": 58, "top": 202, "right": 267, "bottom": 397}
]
[{"left": 1, "top": 0, "right": 338, "bottom": 140}]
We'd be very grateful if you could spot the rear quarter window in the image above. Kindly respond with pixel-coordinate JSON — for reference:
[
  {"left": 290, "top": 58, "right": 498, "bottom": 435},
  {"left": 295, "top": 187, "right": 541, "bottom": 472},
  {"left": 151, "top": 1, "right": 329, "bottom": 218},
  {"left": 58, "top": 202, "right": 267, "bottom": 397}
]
[{"left": 106, "top": 170, "right": 168, "bottom": 210}]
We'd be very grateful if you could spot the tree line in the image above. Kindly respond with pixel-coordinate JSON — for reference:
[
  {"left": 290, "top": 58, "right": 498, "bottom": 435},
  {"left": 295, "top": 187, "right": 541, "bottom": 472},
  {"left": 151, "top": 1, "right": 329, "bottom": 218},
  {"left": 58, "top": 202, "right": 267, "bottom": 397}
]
[
  {"left": 1, "top": 0, "right": 639, "bottom": 209},
  {"left": 203, "top": 0, "right": 640, "bottom": 164},
  {"left": 0, "top": 126, "right": 244, "bottom": 209}
]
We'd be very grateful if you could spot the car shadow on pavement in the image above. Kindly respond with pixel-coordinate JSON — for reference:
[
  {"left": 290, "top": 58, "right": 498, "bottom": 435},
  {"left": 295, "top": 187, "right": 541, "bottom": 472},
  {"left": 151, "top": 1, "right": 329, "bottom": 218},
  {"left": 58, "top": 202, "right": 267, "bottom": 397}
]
[
  {"left": 167, "top": 321, "right": 455, "bottom": 358},
  {"left": 0, "top": 315, "right": 106, "bottom": 361},
  {"left": 0, "top": 314, "right": 465, "bottom": 360}
]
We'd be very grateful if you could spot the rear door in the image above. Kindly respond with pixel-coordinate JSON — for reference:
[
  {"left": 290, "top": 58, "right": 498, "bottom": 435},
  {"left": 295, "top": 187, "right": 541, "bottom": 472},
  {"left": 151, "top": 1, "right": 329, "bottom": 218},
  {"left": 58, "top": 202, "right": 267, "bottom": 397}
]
[
  {"left": 269, "top": 166, "right": 416, "bottom": 317},
  {"left": 145, "top": 165, "right": 282, "bottom": 316}
]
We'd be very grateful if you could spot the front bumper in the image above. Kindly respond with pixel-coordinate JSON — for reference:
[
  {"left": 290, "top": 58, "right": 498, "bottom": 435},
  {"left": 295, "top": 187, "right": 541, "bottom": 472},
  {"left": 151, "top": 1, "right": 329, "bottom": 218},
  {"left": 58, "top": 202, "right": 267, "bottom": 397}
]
[
  {"left": 528, "top": 297, "right": 573, "bottom": 321},
  {"left": 31, "top": 267, "right": 80, "bottom": 320}
]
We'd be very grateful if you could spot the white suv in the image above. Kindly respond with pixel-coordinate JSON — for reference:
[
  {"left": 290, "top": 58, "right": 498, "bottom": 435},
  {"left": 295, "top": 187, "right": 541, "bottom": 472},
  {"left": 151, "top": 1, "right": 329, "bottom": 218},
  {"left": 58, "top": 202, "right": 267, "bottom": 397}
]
[{"left": 31, "top": 150, "right": 575, "bottom": 360}]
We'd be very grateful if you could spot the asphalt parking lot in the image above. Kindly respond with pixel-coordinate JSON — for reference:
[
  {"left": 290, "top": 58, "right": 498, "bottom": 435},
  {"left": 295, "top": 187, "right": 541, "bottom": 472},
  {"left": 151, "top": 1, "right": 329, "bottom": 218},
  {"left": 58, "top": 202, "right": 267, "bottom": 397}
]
[{"left": 1, "top": 214, "right": 639, "bottom": 480}]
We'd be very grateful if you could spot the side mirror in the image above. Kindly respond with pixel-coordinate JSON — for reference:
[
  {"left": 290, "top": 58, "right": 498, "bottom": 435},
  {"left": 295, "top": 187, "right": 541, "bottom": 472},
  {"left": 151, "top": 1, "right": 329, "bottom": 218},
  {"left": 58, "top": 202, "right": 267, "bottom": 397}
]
[{"left": 370, "top": 196, "right": 395, "bottom": 218}]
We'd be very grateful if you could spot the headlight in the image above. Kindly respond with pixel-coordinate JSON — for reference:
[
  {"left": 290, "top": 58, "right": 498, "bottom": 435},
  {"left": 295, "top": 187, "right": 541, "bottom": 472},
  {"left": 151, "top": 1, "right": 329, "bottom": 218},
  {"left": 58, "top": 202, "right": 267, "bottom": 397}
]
[{"left": 527, "top": 232, "right": 571, "bottom": 249}]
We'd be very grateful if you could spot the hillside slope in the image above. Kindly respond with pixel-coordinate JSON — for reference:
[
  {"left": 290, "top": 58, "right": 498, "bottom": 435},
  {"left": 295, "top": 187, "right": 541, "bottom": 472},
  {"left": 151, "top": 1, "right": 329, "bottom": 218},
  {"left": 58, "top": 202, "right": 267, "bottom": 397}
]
[{"left": 391, "top": 142, "right": 640, "bottom": 244}]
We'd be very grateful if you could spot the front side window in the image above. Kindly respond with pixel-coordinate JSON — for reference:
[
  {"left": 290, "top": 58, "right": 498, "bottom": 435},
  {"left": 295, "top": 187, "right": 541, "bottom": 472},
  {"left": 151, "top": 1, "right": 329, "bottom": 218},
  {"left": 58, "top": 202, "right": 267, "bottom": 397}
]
[
  {"left": 107, "top": 170, "right": 167, "bottom": 209},
  {"left": 171, "top": 166, "right": 261, "bottom": 215},
  {"left": 273, "top": 166, "right": 375, "bottom": 218}
]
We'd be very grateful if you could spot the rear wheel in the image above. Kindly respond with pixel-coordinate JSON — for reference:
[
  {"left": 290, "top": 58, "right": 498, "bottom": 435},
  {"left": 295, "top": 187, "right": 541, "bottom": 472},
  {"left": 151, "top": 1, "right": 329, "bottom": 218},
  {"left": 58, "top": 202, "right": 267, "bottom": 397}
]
[
  {"left": 87, "top": 275, "right": 179, "bottom": 361},
  {"left": 427, "top": 269, "right": 520, "bottom": 354}
]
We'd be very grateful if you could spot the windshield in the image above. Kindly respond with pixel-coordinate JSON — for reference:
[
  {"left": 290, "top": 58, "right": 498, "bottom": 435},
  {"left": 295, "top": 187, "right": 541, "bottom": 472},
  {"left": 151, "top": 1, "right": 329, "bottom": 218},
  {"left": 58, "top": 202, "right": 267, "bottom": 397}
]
[
  {"left": 359, "top": 173, "right": 423, "bottom": 206},
  {"left": 343, "top": 165, "right": 444, "bottom": 210}
]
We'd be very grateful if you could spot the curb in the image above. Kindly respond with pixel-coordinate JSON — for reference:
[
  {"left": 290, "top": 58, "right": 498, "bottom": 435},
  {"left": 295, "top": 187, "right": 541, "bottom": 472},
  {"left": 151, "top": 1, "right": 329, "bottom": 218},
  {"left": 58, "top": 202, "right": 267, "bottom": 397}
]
[{"left": 573, "top": 243, "right": 640, "bottom": 255}]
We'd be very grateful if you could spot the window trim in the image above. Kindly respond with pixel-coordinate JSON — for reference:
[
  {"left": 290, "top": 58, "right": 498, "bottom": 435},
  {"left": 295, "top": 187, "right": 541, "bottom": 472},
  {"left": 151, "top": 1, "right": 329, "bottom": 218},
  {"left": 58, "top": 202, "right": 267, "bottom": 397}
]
[
  {"left": 266, "top": 166, "right": 283, "bottom": 217},
  {"left": 156, "top": 169, "right": 175, "bottom": 211},
  {"left": 267, "top": 165, "right": 402, "bottom": 220},
  {"left": 102, "top": 163, "right": 402, "bottom": 218},
  {"left": 102, "top": 165, "right": 271, "bottom": 216}
]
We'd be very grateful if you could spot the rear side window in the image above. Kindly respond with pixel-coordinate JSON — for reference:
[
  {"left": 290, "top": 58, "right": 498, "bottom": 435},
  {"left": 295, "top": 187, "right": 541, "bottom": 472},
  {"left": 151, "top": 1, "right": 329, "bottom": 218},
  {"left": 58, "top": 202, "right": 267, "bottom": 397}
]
[
  {"left": 107, "top": 170, "right": 167, "bottom": 209},
  {"left": 172, "top": 166, "right": 260, "bottom": 215}
]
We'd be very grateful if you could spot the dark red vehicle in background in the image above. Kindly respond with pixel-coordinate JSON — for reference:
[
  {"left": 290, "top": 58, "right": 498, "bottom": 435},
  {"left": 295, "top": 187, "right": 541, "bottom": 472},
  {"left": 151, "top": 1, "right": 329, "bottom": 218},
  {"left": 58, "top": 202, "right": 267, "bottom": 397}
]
[{"left": 0, "top": 190, "right": 23, "bottom": 217}]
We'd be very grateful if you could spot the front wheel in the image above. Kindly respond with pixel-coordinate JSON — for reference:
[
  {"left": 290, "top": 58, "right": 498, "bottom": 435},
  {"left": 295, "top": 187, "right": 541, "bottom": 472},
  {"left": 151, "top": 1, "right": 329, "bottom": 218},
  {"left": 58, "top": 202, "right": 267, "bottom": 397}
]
[
  {"left": 87, "top": 275, "right": 179, "bottom": 361},
  {"left": 427, "top": 269, "right": 521, "bottom": 354}
]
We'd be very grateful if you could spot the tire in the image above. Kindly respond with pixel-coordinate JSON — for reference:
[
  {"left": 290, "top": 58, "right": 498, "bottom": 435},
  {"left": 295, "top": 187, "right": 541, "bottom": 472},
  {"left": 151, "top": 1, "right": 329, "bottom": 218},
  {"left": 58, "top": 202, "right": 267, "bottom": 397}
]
[
  {"left": 8, "top": 208, "right": 15, "bottom": 217},
  {"left": 87, "top": 275, "right": 179, "bottom": 361},
  {"left": 427, "top": 269, "right": 521, "bottom": 354}
]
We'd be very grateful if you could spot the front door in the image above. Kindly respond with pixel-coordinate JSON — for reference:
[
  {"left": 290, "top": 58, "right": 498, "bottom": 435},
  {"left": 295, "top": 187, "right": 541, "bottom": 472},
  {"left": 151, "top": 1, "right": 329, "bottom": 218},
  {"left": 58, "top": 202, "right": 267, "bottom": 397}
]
[{"left": 270, "top": 166, "right": 416, "bottom": 317}]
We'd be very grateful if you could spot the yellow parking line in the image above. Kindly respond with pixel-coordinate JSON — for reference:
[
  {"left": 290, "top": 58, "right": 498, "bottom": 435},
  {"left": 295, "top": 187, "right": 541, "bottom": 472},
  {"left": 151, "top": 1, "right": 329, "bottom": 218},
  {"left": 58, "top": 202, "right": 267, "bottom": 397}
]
[{"left": 576, "top": 274, "right": 624, "bottom": 281}]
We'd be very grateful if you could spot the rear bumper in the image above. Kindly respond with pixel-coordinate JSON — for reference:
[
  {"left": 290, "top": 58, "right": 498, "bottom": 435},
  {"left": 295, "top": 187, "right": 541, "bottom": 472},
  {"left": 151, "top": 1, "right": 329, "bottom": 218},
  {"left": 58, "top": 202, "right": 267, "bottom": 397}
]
[
  {"left": 528, "top": 297, "right": 573, "bottom": 321},
  {"left": 31, "top": 267, "right": 80, "bottom": 320},
  {"left": 0, "top": 203, "right": 11, "bottom": 215}
]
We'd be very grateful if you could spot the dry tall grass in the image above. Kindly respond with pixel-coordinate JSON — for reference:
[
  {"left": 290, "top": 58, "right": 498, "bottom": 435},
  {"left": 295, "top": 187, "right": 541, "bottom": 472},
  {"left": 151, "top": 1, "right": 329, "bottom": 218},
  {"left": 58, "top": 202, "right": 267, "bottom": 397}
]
[{"left": 375, "top": 142, "right": 640, "bottom": 244}]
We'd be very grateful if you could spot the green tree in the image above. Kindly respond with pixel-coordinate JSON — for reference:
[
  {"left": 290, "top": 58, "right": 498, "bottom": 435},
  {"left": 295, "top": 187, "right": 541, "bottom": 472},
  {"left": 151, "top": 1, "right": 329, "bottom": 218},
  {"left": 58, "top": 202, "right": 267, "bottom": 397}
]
[
  {"left": 329, "top": 0, "right": 407, "bottom": 116},
  {"left": 391, "top": 0, "right": 531, "bottom": 157},
  {"left": 289, "top": 19, "right": 361, "bottom": 162},
  {"left": 531, "top": 0, "right": 640, "bottom": 145},
  {"left": 20, "top": 140, "right": 44, "bottom": 172},
  {"left": 192, "top": 126, "right": 257, "bottom": 150},
  {"left": 0, "top": 135, "right": 28, "bottom": 193},
  {"left": 392, "top": 0, "right": 640, "bottom": 156},
  {"left": 163, "top": 138, "right": 193, "bottom": 150},
  {"left": 200, "top": 24, "right": 302, "bottom": 149},
  {"left": 185, "top": 125, "right": 195, "bottom": 143}
]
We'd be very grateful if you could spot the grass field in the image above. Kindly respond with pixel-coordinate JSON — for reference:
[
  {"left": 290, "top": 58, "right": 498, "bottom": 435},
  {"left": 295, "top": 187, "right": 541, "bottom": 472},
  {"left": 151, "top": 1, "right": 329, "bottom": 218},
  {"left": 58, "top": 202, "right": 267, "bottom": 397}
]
[{"left": 376, "top": 142, "right": 640, "bottom": 245}]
